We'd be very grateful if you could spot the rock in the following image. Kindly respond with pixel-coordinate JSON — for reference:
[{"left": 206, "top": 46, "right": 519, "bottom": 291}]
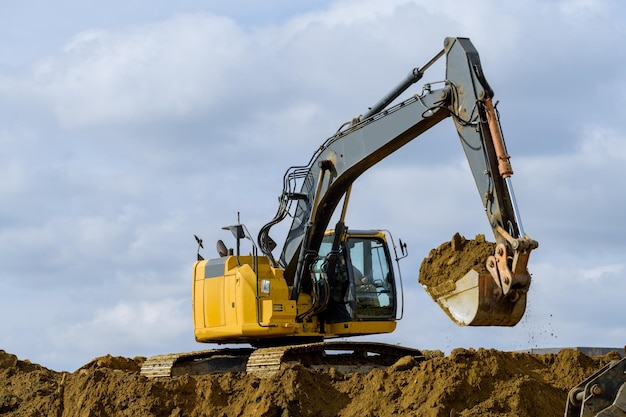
[
  {"left": 0, "top": 350, "right": 18, "bottom": 369},
  {"left": 388, "top": 356, "right": 417, "bottom": 372}
]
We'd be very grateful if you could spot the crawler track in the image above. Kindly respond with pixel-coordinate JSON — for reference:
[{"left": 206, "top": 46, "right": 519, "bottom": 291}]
[
  {"left": 247, "top": 341, "right": 424, "bottom": 377},
  {"left": 140, "top": 348, "right": 254, "bottom": 378},
  {"left": 141, "top": 342, "right": 423, "bottom": 378}
]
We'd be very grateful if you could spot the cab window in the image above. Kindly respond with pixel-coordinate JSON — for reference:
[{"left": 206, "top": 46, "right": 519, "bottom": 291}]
[{"left": 347, "top": 237, "right": 395, "bottom": 319}]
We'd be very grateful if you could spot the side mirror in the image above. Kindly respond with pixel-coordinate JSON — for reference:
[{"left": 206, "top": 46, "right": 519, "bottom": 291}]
[{"left": 398, "top": 239, "right": 408, "bottom": 259}]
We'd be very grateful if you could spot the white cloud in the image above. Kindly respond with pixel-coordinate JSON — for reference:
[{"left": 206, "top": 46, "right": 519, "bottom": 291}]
[
  {"left": 16, "top": 14, "right": 249, "bottom": 128},
  {"left": 581, "top": 264, "right": 624, "bottom": 281},
  {"left": 558, "top": 0, "right": 610, "bottom": 16},
  {"left": 346, "top": 157, "right": 487, "bottom": 244},
  {"left": 49, "top": 298, "right": 189, "bottom": 353},
  {"left": 579, "top": 126, "right": 626, "bottom": 163},
  {"left": 515, "top": 125, "right": 626, "bottom": 251}
]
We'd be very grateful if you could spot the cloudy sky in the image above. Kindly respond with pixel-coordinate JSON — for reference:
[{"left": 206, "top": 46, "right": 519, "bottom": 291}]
[{"left": 1, "top": 0, "right": 625, "bottom": 372}]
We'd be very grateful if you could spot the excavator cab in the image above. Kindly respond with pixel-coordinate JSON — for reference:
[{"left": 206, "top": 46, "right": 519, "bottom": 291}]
[{"left": 315, "top": 230, "right": 398, "bottom": 325}]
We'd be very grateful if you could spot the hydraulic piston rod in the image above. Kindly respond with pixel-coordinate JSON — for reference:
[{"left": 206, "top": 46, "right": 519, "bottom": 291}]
[
  {"left": 361, "top": 48, "right": 445, "bottom": 119},
  {"left": 484, "top": 97, "right": 525, "bottom": 238}
]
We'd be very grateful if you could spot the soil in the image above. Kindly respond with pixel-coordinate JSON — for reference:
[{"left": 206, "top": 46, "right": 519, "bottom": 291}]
[
  {"left": 419, "top": 233, "right": 496, "bottom": 289},
  {"left": 0, "top": 347, "right": 620, "bottom": 417}
]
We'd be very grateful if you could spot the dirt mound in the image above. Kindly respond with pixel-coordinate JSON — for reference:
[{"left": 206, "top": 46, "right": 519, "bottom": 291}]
[
  {"left": 78, "top": 354, "right": 144, "bottom": 373},
  {"left": 0, "top": 347, "right": 620, "bottom": 416},
  {"left": 419, "top": 233, "right": 496, "bottom": 289}
]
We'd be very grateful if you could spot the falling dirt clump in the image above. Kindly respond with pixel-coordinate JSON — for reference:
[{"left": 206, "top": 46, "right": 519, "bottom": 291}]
[
  {"left": 0, "top": 347, "right": 620, "bottom": 417},
  {"left": 419, "top": 233, "right": 496, "bottom": 289}
]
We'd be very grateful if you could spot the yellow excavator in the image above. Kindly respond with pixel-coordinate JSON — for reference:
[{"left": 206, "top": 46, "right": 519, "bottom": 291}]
[{"left": 141, "top": 37, "right": 538, "bottom": 378}]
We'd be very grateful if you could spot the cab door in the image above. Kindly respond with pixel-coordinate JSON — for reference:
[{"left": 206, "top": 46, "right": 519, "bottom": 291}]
[{"left": 346, "top": 235, "right": 397, "bottom": 319}]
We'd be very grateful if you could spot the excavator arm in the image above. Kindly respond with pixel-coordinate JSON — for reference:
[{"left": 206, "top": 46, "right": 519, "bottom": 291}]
[{"left": 258, "top": 37, "right": 536, "bottom": 324}]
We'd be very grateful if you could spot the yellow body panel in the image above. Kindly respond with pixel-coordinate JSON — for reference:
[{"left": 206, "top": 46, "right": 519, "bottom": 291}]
[
  {"left": 205, "top": 275, "right": 225, "bottom": 327},
  {"left": 192, "top": 262, "right": 204, "bottom": 329}
]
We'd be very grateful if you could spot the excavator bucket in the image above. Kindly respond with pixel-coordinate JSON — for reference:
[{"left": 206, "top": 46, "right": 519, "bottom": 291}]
[
  {"left": 419, "top": 233, "right": 531, "bottom": 326},
  {"left": 421, "top": 269, "right": 527, "bottom": 326}
]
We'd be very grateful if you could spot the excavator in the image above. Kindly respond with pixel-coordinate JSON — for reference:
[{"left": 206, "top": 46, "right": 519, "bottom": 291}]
[{"left": 141, "top": 37, "right": 538, "bottom": 378}]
